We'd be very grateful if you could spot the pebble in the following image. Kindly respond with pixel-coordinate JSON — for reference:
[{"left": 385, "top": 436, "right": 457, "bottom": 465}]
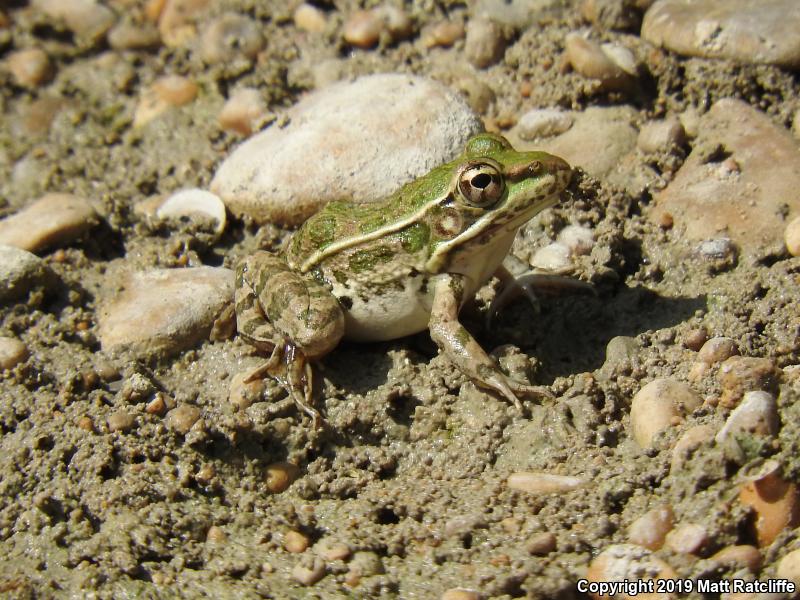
[
  {"left": 586, "top": 544, "right": 676, "bottom": 599},
  {"left": 516, "top": 108, "right": 574, "bottom": 141},
  {"left": 32, "top": 0, "right": 116, "bottom": 41},
  {"left": 107, "top": 411, "right": 135, "bottom": 433},
  {"left": 349, "top": 551, "right": 384, "bottom": 577},
  {"left": 422, "top": 20, "right": 465, "bottom": 48},
  {"left": 342, "top": 10, "right": 383, "bottom": 48},
  {"left": 637, "top": 118, "right": 685, "bottom": 153},
  {"left": 777, "top": 549, "right": 800, "bottom": 587},
  {"left": 697, "top": 337, "right": 738, "bottom": 365},
  {"left": 0, "top": 193, "right": 98, "bottom": 254},
  {"left": 156, "top": 188, "right": 226, "bottom": 235},
  {"left": 715, "top": 391, "right": 780, "bottom": 444},
  {"left": 709, "top": 545, "right": 762, "bottom": 573},
  {"left": 739, "top": 467, "right": 800, "bottom": 547},
  {"left": 557, "top": 225, "right": 595, "bottom": 256},
  {"left": 291, "top": 555, "right": 326, "bottom": 585},
  {"left": 0, "top": 337, "right": 29, "bottom": 370},
  {"left": 442, "top": 589, "right": 480, "bottom": 600},
  {"left": 200, "top": 13, "right": 262, "bottom": 63},
  {"left": 206, "top": 525, "right": 226, "bottom": 543},
  {"left": 165, "top": 404, "right": 201, "bottom": 435},
  {"left": 664, "top": 523, "right": 707, "bottom": 555},
  {"left": 580, "top": 0, "right": 643, "bottom": 31},
  {"left": 627, "top": 504, "right": 674, "bottom": 550},
  {"left": 507, "top": 471, "right": 586, "bottom": 495},
  {"left": 526, "top": 531, "right": 557, "bottom": 555},
  {"left": 211, "top": 74, "right": 481, "bottom": 226},
  {"left": 293, "top": 3, "right": 327, "bottom": 34},
  {"left": 97, "top": 267, "right": 234, "bottom": 358},
  {"left": 530, "top": 242, "right": 571, "bottom": 270},
  {"left": 785, "top": 216, "right": 800, "bottom": 257},
  {"left": 717, "top": 356, "right": 779, "bottom": 409},
  {"left": 284, "top": 530, "right": 310, "bottom": 553},
  {"left": 641, "top": 0, "right": 800, "bottom": 69},
  {"left": 650, "top": 99, "right": 800, "bottom": 256},
  {"left": 218, "top": 88, "right": 267, "bottom": 136},
  {"left": 133, "top": 75, "right": 198, "bottom": 127},
  {"left": 0, "top": 245, "right": 56, "bottom": 302},
  {"left": 697, "top": 237, "right": 737, "bottom": 265},
  {"left": 464, "top": 18, "right": 506, "bottom": 68},
  {"left": 265, "top": 462, "right": 299, "bottom": 493},
  {"left": 630, "top": 378, "right": 702, "bottom": 447},
  {"left": 228, "top": 371, "right": 266, "bottom": 411},
  {"left": 158, "top": 0, "right": 210, "bottom": 47},
  {"left": 671, "top": 424, "right": 715, "bottom": 472},
  {"left": 145, "top": 395, "right": 167, "bottom": 415},
  {"left": 6, "top": 48, "right": 53, "bottom": 88},
  {"left": 682, "top": 328, "right": 708, "bottom": 352},
  {"left": 314, "top": 538, "right": 351, "bottom": 561},
  {"left": 107, "top": 22, "right": 161, "bottom": 50},
  {"left": 564, "top": 33, "right": 635, "bottom": 93}
]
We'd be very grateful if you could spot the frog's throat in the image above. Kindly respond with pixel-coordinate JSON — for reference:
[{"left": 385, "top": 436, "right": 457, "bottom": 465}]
[{"left": 425, "top": 193, "right": 559, "bottom": 273}]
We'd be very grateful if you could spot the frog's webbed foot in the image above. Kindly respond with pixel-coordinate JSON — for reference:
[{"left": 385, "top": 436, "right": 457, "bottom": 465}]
[{"left": 487, "top": 265, "right": 596, "bottom": 329}]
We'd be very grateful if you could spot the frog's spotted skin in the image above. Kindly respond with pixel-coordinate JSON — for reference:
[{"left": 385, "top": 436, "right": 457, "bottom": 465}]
[{"left": 235, "top": 133, "right": 572, "bottom": 425}]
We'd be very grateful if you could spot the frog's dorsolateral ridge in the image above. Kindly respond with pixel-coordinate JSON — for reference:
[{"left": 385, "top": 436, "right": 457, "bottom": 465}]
[{"left": 235, "top": 133, "right": 572, "bottom": 426}]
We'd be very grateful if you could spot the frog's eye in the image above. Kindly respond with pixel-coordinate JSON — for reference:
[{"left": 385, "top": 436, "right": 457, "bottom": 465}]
[{"left": 458, "top": 163, "right": 505, "bottom": 207}]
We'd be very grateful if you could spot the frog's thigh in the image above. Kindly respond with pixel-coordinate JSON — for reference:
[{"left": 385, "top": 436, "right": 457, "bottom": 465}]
[{"left": 235, "top": 258, "right": 279, "bottom": 351}]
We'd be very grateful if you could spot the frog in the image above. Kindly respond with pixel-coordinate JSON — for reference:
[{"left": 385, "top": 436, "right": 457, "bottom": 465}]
[{"left": 235, "top": 132, "right": 572, "bottom": 426}]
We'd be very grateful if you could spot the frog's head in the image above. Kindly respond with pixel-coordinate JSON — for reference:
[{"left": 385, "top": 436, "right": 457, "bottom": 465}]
[{"left": 426, "top": 133, "right": 571, "bottom": 271}]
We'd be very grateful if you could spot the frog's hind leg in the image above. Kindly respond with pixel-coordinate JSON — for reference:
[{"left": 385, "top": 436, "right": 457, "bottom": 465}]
[{"left": 283, "top": 344, "right": 322, "bottom": 429}]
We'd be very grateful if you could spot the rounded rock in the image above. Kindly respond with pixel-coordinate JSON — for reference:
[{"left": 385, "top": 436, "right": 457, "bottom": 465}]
[
  {"left": 526, "top": 531, "right": 557, "bottom": 555},
  {"left": 200, "top": 13, "right": 262, "bottom": 63},
  {"left": 697, "top": 337, "right": 739, "bottom": 365},
  {"left": 637, "top": 118, "right": 686, "bottom": 153},
  {"left": 33, "top": 0, "right": 115, "bottom": 41},
  {"left": 715, "top": 391, "right": 780, "bottom": 444},
  {"left": 785, "top": 215, "right": 800, "bottom": 256},
  {"left": 586, "top": 544, "right": 676, "bottom": 600},
  {"left": 423, "top": 20, "right": 464, "bottom": 48},
  {"left": 158, "top": 0, "right": 210, "bottom": 47},
  {"left": 107, "top": 22, "right": 161, "bottom": 50},
  {"left": 777, "top": 548, "right": 800, "bottom": 587},
  {"left": 291, "top": 555, "right": 326, "bottom": 585},
  {"left": 133, "top": 75, "right": 198, "bottom": 127},
  {"left": 627, "top": 504, "right": 674, "bottom": 550},
  {"left": 210, "top": 74, "right": 481, "bottom": 226},
  {"left": 718, "top": 356, "right": 779, "bottom": 408},
  {"left": 157, "top": 188, "right": 226, "bottom": 235},
  {"left": 564, "top": 33, "right": 634, "bottom": 92},
  {"left": 507, "top": 472, "right": 586, "bottom": 495},
  {"left": 0, "top": 337, "right": 29, "bottom": 370},
  {"left": 671, "top": 424, "right": 715, "bottom": 472},
  {"left": 284, "top": 530, "right": 310, "bottom": 553},
  {"left": 664, "top": 523, "right": 707, "bottom": 555},
  {"left": 710, "top": 545, "right": 762, "bottom": 573},
  {"left": 530, "top": 242, "right": 572, "bottom": 270},
  {"left": 516, "top": 108, "right": 574, "bottom": 141},
  {"left": 557, "top": 225, "right": 595, "bottom": 256},
  {"left": 630, "top": 378, "right": 702, "bottom": 447},
  {"left": 349, "top": 551, "right": 384, "bottom": 577},
  {"left": 107, "top": 411, "right": 136, "bottom": 433},
  {"left": 265, "top": 462, "right": 299, "bottom": 493},
  {"left": 218, "top": 87, "right": 266, "bottom": 136},
  {"left": 229, "top": 371, "right": 266, "bottom": 411},
  {"left": 293, "top": 3, "right": 327, "bottom": 33},
  {"left": 6, "top": 48, "right": 53, "bottom": 88},
  {"left": 739, "top": 469, "right": 800, "bottom": 547},
  {"left": 442, "top": 589, "right": 480, "bottom": 600},
  {"left": 342, "top": 10, "right": 382, "bottom": 48},
  {"left": 464, "top": 17, "right": 506, "bottom": 68},
  {"left": 315, "top": 538, "right": 351, "bottom": 561},
  {"left": 683, "top": 327, "right": 708, "bottom": 352},
  {"left": 165, "top": 404, "right": 201, "bottom": 435}
]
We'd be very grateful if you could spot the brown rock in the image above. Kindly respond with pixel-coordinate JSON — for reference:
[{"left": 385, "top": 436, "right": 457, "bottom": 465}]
[
  {"left": 718, "top": 356, "right": 779, "bottom": 408},
  {"left": 6, "top": 48, "right": 52, "bottom": 88},
  {"left": 165, "top": 404, "right": 201, "bottom": 434},
  {"left": 709, "top": 545, "right": 762, "bottom": 572},
  {"left": 0, "top": 337, "right": 29, "bottom": 370},
  {"left": 0, "top": 193, "right": 97, "bottom": 253},
  {"left": 627, "top": 504, "right": 674, "bottom": 550},
  {"left": 740, "top": 470, "right": 800, "bottom": 547}
]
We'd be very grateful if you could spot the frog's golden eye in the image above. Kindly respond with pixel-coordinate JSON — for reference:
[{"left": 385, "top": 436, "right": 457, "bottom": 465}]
[{"left": 458, "top": 163, "right": 505, "bottom": 207}]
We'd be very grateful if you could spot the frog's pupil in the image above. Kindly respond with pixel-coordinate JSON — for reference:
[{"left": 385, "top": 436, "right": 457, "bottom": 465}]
[{"left": 472, "top": 173, "right": 492, "bottom": 189}]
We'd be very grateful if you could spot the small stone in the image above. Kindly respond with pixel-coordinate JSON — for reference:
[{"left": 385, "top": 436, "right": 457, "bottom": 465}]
[
  {"left": 118, "top": 373, "right": 155, "bottom": 403},
  {"left": 342, "top": 10, "right": 382, "bottom": 48},
  {"left": 0, "top": 193, "right": 97, "bottom": 254},
  {"left": 664, "top": 523, "right": 707, "bottom": 555},
  {"left": 671, "top": 424, "right": 715, "bottom": 472},
  {"left": 464, "top": 17, "right": 506, "bottom": 68},
  {"left": 718, "top": 356, "right": 779, "bottom": 408},
  {"left": 516, "top": 108, "right": 574, "bottom": 141},
  {"left": 195, "top": 464, "right": 215, "bottom": 484},
  {"left": 581, "top": 0, "right": 643, "bottom": 31},
  {"left": 380, "top": 6, "right": 413, "bottom": 41},
  {"left": 107, "top": 410, "right": 135, "bottom": 433},
  {"left": 637, "top": 117, "right": 685, "bottom": 153},
  {"left": 218, "top": 88, "right": 267, "bottom": 136},
  {"left": 200, "top": 13, "right": 262, "bottom": 63},
  {"left": 422, "top": 20, "right": 464, "bottom": 48},
  {"left": 443, "top": 514, "right": 487, "bottom": 539},
  {"left": 0, "top": 337, "right": 29, "bottom": 370},
  {"left": 206, "top": 525, "right": 226, "bottom": 543},
  {"left": 96, "top": 267, "right": 234, "bottom": 358},
  {"left": 586, "top": 544, "right": 676, "bottom": 599},
  {"left": 715, "top": 391, "right": 780, "bottom": 444},
  {"left": 557, "top": 225, "right": 594, "bottom": 256},
  {"left": 630, "top": 378, "right": 702, "bottom": 447},
  {"left": 739, "top": 469, "right": 800, "bottom": 547},
  {"left": 349, "top": 551, "right": 384, "bottom": 577},
  {"left": 133, "top": 75, "right": 198, "bottom": 127},
  {"left": 145, "top": 394, "right": 167, "bottom": 415},
  {"left": 165, "top": 404, "right": 201, "bottom": 434},
  {"left": 229, "top": 371, "right": 266, "bottom": 411},
  {"left": 157, "top": 188, "right": 226, "bottom": 235},
  {"left": 507, "top": 472, "right": 586, "bottom": 495},
  {"left": 710, "top": 545, "right": 762, "bottom": 573},
  {"left": 107, "top": 22, "right": 161, "bottom": 50},
  {"left": 158, "top": 0, "right": 210, "bottom": 47},
  {"left": 564, "top": 33, "right": 635, "bottom": 92},
  {"left": 293, "top": 3, "right": 327, "bottom": 33},
  {"left": 627, "top": 504, "right": 674, "bottom": 550},
  {"left": 442, "top": 589, "right": 480, "bottom": 600},
  {"left": 32, "top": 0, "right": 115, "bottom": 41},
  {"left": 697, "top": 337, "right": 738, "bottom": 365},
  {"left": 683, "top": 328, "right": 708, "bottom": 352},
  {"left": 0, "top": 245, "right": 57, "bottom": 302},
  {"left": 697, "top": 238, "right": 738, "bottom": 267},
  {"left": 785, "top": 216, "right": 800, "bottom": 257},
  {"left": 526, "top": 531, "right": 557, "bottom": 555},
  {"left": 777, "top": 548, "right": 800, "bottom": 588},
  {"left": 77, "top": 416, "right": 94, "bottom": 431},
  {"left": 6, "top": 48, "right": 53, "bottom": 88},
  {"left": 315, "top": 539, "right": 351, "bottom": 561},
  {"left": 530, "top": 242, "right": 571, "bottom": 270},
  {"left": 284, "top": 530, "right": 310, "bottom": 553},
  {"left": 292, "top": 555, "right": 326, "bottom": 585},
  {"left": 265, "top": 462, "right": 299, "bottom": 493}
]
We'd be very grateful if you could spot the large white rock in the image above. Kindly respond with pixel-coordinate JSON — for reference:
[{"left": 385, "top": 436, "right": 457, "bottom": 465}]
[{"left": 211, "top": 73, "right": 482, "bottom": 226}]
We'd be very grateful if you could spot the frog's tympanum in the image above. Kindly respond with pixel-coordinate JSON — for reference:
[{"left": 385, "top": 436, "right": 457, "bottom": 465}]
[{"left": 235, "top": 133, "right": 572, "bottom": 426}]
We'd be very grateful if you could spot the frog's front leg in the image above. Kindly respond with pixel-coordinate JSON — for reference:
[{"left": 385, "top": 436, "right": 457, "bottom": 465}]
[
  {"left": 235, "top": 251, "right": 345, "bottom": 426},
  {"left": 428, "top": 274, "right": 553, "bottom": 412}
]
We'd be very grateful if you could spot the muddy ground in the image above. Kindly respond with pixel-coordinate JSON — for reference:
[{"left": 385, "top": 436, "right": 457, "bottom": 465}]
[{"left": 1, "top": 1, "right": 799, "bottom": 599}]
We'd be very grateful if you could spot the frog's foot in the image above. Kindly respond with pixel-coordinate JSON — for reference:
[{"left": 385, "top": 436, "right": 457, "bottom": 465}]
[{"left": 487, "top": 266, "right": 596, "bottom": 329}]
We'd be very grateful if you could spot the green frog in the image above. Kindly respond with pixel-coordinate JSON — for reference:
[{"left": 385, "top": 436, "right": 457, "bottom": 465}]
[{"left": 235, "top": 133, "right": 571, "bottom": 426}]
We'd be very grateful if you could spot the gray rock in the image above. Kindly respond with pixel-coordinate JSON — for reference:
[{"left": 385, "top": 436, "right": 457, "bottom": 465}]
[
  {"left": 97, "top": 267, "right": 234, "bottom": 358},
  {"left": 0, "top": 245, "right": 57, "bottom": 303},
  {"left": 642, "top": 0, "right": 800, "bottom": 69},
  {"left": 210, "top": 73, "right": 482, "bottom": 226}
]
